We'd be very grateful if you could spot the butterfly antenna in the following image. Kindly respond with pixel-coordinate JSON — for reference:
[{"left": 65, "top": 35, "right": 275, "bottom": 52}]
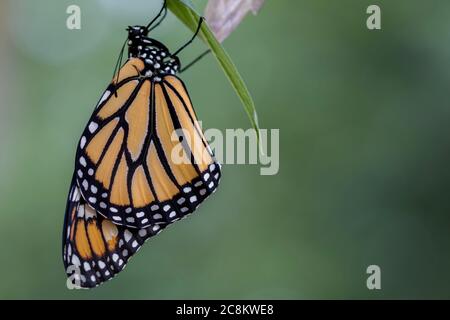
[{"left": 112, "top": 37, "right": 128, "bottom": 97}]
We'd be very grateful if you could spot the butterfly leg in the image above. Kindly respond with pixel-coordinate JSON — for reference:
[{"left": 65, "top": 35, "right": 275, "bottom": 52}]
[
  {"left": 146, "top": 0, "right": 167, "bottom": 31},
  {"left": 171, "top": 17, "right": 204, "bottom": 57},
  {"left": 180, "top": 49, "right": 211, "bottom": 73},
  {"left": 148, "top": 6, "right": 167, "bottom": 32}
]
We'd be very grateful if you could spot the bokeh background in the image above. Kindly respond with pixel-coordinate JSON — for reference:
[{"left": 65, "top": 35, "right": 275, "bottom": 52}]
[{"left": 1, "top": 0, "right": 450, "bottom": 299}]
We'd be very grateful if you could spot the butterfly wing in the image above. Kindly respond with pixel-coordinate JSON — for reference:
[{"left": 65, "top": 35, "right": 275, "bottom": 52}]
[
  {"left": 74, "top": 58, "right": 221, "bottom": 228},
  {"left": 62, "top": 174, "right": 166, "bottom": 289}
]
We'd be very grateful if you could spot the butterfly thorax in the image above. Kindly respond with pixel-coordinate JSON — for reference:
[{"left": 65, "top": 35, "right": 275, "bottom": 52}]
[{"left": 127, "top": 25, "right": 180, "bottom": 81}]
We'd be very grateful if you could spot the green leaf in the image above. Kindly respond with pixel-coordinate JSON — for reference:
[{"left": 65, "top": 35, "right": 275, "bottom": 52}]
[
  {"left": 171, "top": 0, "right": 199, "bottom": 15},
  {"left": 167, "top": 0, "right": 260, "bottom": 140}
]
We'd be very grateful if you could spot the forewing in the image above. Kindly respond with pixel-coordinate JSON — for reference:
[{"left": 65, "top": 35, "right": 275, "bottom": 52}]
[{"left": 75, "top": 60, "right": 221, "bottom": 228}]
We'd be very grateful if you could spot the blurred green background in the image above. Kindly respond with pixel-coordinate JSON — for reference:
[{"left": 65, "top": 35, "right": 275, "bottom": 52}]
[{"left": 1, "top": 0, "right": 450, "bottom": 299}]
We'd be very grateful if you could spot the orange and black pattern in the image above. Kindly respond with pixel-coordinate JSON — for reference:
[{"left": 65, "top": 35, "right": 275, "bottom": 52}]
[
  {"left": 63, "top": 11, "right": 222, "bottom": 288},
  {"left": 74, "top": 58, "right": 221, "bottom": 229},
  {"left": 64, "top": 59, "right": 221, "bottom": 288},
  {"left": 63, "top": 174, "right": 166, "bottom": 288}
]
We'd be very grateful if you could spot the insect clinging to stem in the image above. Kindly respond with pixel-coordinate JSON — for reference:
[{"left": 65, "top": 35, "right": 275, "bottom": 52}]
[{"left": 62, "top": 0, "right": 221, "bottom": 289}]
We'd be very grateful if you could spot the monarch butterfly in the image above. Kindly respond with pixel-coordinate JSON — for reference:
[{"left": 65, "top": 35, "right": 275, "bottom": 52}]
[{"left": 63, "top": 1, "right": 221, "bottom": 288}]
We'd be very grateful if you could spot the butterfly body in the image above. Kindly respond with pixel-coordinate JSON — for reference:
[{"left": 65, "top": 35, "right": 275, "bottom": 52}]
[{"left": 126, "top": 26, "right": 179, "bottom": 80}]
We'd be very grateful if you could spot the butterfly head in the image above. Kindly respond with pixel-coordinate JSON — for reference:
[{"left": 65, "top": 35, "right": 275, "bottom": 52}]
[{"left": 127, "top": 26, "right": 148, "bottom": 39}]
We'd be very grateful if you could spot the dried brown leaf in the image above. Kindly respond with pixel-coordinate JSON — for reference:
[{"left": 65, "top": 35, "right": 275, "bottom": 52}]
[{"left": 204, "top": 0, "right": 265, "bottom": 43}]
